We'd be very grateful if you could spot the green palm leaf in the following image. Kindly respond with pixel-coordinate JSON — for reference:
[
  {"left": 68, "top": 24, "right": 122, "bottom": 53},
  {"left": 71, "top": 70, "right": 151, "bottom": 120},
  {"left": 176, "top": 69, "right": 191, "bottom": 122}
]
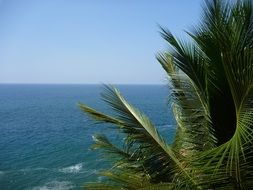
[
  {"left": 80, "top": 0, "right": 253, "bottom": 189},
  {"left": 79, "top": 85, "right": 198, "bottom": 187}
]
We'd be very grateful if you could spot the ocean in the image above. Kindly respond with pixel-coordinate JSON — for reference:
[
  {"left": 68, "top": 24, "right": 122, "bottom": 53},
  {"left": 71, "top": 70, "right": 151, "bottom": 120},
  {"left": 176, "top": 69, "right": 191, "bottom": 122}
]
[{"left": 0, "top": 84, "right": 175, "bottom": 190}]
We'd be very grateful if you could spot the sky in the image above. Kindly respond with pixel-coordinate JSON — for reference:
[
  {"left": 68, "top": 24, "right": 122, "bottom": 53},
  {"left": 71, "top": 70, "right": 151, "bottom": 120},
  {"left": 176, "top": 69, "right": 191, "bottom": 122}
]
[{"left": 0, "top": 0, "right": 202, "bottom": 84}]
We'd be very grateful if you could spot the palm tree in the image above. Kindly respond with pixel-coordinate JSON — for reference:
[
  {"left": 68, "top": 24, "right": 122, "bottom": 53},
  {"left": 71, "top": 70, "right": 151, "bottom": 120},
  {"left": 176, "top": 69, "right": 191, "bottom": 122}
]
[{"left": 79, "top": 0, "right": 253, "bottom": 189}]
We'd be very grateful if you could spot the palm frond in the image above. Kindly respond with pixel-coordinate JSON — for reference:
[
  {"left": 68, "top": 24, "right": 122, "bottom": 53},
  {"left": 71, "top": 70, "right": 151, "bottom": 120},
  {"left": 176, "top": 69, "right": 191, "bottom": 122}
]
[
  {"left": 80, "top": 0, "right": 253, "bottom": 189},
  {"left": 79, "top": 85, "right": 198, "bottom": 187},
  {"left": 157, "top": 51, "right": 216, "bottom": 154}
]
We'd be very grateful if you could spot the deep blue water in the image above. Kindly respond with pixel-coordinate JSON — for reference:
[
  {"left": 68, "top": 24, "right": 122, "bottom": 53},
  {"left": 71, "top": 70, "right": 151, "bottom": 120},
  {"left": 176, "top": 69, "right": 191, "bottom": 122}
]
[{"left": 0, "top": 84, "right": 175, "bottom": 190}]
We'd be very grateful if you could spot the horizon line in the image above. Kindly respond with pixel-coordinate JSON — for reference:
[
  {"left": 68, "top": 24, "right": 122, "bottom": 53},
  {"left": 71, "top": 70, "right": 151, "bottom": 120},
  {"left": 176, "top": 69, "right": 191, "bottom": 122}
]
[{"left": 0, "top": 82, "right": 166, "bottom": 85}]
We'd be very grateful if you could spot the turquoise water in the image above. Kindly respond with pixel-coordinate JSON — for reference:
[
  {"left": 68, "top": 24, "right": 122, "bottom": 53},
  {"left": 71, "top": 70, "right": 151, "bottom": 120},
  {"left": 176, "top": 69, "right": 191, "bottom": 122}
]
[{"left": 0, "top": 84, "right": 175, "bottom": 190}]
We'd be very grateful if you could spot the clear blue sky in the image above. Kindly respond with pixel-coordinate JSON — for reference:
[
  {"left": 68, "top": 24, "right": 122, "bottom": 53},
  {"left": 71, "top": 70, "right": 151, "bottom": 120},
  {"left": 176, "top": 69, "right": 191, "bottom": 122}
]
[{"left": 0, "top": 0, "right": 202, "bottom": 84}]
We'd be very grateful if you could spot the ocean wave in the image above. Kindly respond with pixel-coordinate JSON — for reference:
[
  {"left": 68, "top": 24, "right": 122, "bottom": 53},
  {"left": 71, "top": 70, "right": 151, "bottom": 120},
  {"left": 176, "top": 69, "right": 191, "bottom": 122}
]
[
  {"left": 31, "top": 180, "right": 74, "bottom": 190},
  {"left": 19, "top": 167, "right": 50, "bottom": 172},
  {"left": 59, "top": 163, "right": 83, "bottom": 173},
  {"left": 157, "top": 124, "right": 175, "bottom": 132},
  {"left": 2, "top": 165, "right": 84, "bottom": 175},
  {"left": 158, "top": 124, "right": 174, "bottom": 128}
]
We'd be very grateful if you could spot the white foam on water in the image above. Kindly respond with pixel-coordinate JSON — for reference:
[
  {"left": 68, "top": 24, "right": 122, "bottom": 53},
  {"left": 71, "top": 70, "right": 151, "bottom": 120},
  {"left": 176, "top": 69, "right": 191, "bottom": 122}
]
[
  {"left": 158, "top": 124, "right": 174, "bottom": 128},
  {"left": 31, "top": 181, "right": 74, "bottom": 190},
  {"left": 59, "top": 163, "right": 83, "bottom": 173},
  {"left": 157, "top": 124, "right": 175, "bottom": 131},
  {"left": 19, "top": 167, "right": 50, "bottom": 172}
]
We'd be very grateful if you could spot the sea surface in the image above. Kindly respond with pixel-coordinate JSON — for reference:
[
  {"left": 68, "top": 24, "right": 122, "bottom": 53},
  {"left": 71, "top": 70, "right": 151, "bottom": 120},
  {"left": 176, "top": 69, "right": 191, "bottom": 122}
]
[{"left": 0, "top": 84, "right": 175, "bottom": 190}]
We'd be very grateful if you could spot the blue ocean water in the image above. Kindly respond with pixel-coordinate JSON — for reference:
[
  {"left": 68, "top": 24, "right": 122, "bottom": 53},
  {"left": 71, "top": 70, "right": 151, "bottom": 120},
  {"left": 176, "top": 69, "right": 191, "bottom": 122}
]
[{"left": 0, "top": 84, "right": 175, "bottom": 190}]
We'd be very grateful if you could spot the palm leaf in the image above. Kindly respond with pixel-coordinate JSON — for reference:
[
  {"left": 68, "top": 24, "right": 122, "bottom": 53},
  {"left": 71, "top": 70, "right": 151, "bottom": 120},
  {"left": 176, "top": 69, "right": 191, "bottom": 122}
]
[
  {"left": 79, "top": 85, "right": 198, "bottom": 187},
  {"left": 80, "top": 0, "right": 253, "bottom": 189},
  {"left": 157, "top": 51, "right": 216, "bottom": 154}
]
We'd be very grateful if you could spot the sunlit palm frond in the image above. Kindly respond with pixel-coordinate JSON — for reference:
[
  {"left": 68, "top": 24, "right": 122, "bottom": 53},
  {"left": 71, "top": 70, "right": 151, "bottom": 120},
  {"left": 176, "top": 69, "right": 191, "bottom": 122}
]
[
  {"left": 84, "top": 170, "right": 174, "bottom": 190},
  {"left": 79, "top": 85, "right": 197, "bottom": 187},
  {"left": 157, "top": 51, "right": 216, "bottom": 154}
]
